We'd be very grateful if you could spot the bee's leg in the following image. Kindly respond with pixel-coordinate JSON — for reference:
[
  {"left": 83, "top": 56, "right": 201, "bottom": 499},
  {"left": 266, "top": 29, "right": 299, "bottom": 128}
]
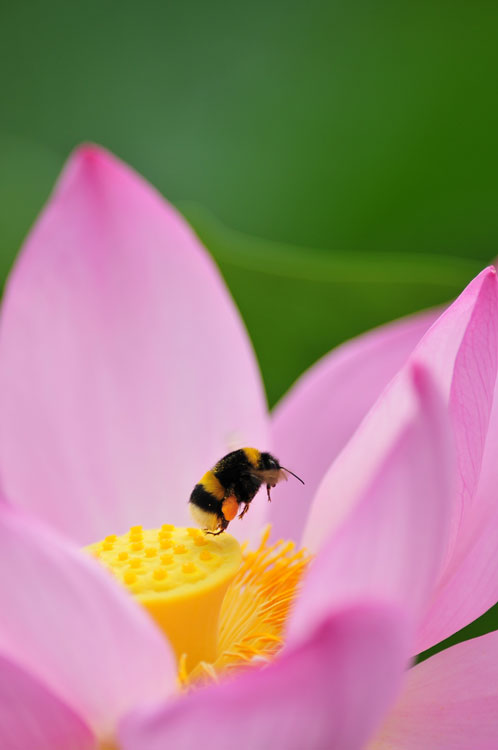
[
  {"left": 206, "top": 517, "right": 229, "bottom": 535},
  {"left": 267, "top": 483, "right": 272, "bottom": 502},
  {"left": 238, "top": 503, "right": 250, "bottom": 519}
]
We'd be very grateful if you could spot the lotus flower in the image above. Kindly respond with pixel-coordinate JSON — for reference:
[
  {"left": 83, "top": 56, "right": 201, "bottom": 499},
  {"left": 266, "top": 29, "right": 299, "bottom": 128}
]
[{"left": 1, "top": 146, "right": 498, "bottom": 749}]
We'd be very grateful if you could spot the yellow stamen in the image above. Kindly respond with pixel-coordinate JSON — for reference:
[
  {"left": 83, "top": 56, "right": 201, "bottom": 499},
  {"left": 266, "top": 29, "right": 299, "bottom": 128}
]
[
  {"left": 86, "top": 525, "right": 311, "bottom": 687},
  {"left": 187, "top": 526, "right": 311, "bottom": 686}
]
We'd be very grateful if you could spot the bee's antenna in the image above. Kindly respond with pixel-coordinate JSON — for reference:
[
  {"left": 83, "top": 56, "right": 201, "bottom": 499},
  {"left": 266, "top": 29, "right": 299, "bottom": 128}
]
[{"left": 280, "top": 466, "right": 305, "bottom": 484}]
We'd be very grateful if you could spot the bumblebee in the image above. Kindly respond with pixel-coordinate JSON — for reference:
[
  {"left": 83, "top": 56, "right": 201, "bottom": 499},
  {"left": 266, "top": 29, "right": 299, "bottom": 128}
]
[{"left": 189, "top": 447, "right": 304, "bottom": 535}]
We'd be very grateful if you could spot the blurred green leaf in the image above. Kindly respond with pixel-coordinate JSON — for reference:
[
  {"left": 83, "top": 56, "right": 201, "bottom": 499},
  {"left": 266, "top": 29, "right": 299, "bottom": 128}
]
[
  {"left": 0, "top": 0, "right": 497, "bottom": 258},
  {"left": 181, "top": 203, "right": 484, "bottom": 406}
]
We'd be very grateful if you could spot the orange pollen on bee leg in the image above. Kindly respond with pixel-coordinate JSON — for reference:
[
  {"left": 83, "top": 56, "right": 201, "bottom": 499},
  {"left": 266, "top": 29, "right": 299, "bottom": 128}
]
[{"left": 222, "top": 495, "right": 239, "bottom": 521}]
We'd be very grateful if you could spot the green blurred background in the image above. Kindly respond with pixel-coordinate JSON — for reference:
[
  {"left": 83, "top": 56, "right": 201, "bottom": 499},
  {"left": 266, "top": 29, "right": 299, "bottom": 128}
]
[
  {"left": 1, "top": 0, "right": 498, "bottom": 655},
  {"left": 2, "top": 0, "right": 496, "bottom": 406}
]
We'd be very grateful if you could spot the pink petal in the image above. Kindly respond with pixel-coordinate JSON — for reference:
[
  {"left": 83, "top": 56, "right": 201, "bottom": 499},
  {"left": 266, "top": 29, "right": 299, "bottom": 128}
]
[
  {"left": 300, "top": 267, "right": 498, "bottom": 652},
  {"left": 0, "top": 145, "right": 269, "bottom": 545},
  {"left": 289, "top": 364, "right": 453, "bottom": 647},
  {"left": 416, "top": 266, "right": 498, "bottom": 554},
  {"left": 0, "top": 652, "right": 95, "bottom": 750},
  {"left": 270, "top": 309, "right": 439, "bottom": 543},
  {"left": 371, "top": 630, "right": 498, "bottom": 749},
  {"left": 119, "top": 602, "right": 409, "bottom": 750},
  {"left": 0, "top": 504, "right": 176, "bottom": 739},
  {"left": 416, "top": 393, "right": 498, "bottom": 651},
  {"left": 304, "top": 266, "right": 498, "bottom": 554},
  {"left": 414, "top": 268, "right": 498, "bottom": 650}
]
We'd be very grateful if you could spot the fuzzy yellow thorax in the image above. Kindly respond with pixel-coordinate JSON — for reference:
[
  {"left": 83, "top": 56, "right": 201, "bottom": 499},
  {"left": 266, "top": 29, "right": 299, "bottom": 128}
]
[{"left": 86, "top": 525, "right": 311, "bottom": 686}]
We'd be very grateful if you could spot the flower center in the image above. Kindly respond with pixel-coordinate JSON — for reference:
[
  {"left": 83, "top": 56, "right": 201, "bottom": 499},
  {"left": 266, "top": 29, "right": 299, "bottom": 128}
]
[
  {"left": 86, "top": 525, "right": 311, "bottom": 686},
  {"left": 86, "top": 525, "right": 241, "bottom": 673}
]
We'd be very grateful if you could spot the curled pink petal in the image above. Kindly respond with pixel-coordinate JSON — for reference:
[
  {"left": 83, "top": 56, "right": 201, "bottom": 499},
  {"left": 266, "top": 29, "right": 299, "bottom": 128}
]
[
  {"left": 304, "top": 267, "right": 497, "bottom": 555},
  {"left": 119, "top": 602, "right": 410, "bottom": 750},
  {"left": 289, "top": 364, "right": 452, "bottom": 647},
  {"left": 371, "top": 630, "right": 498, "bottom": 749},
  {"left": 412, "top": 267, "right": 498, "bottom": 650},
  {"left": 0, "top": 651, "right": 95, "bottom": 750},
  {"left": 416, "top": 394, "right": 498, "bottom": 650},
  {"left": 270, "top": 309, "right": 439, "bottom": 543},
  {"left": 415, "top": 266, "right": 498, "bottom": 556},
  {"left": 448, "top": 270, "right": 498, "bottom": 519},
  {"left": 0, "top": 504, "right": 175, "bottom": 739},
  {"left": 0, "top": 145, "right": 269, "bottom": 545}
]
